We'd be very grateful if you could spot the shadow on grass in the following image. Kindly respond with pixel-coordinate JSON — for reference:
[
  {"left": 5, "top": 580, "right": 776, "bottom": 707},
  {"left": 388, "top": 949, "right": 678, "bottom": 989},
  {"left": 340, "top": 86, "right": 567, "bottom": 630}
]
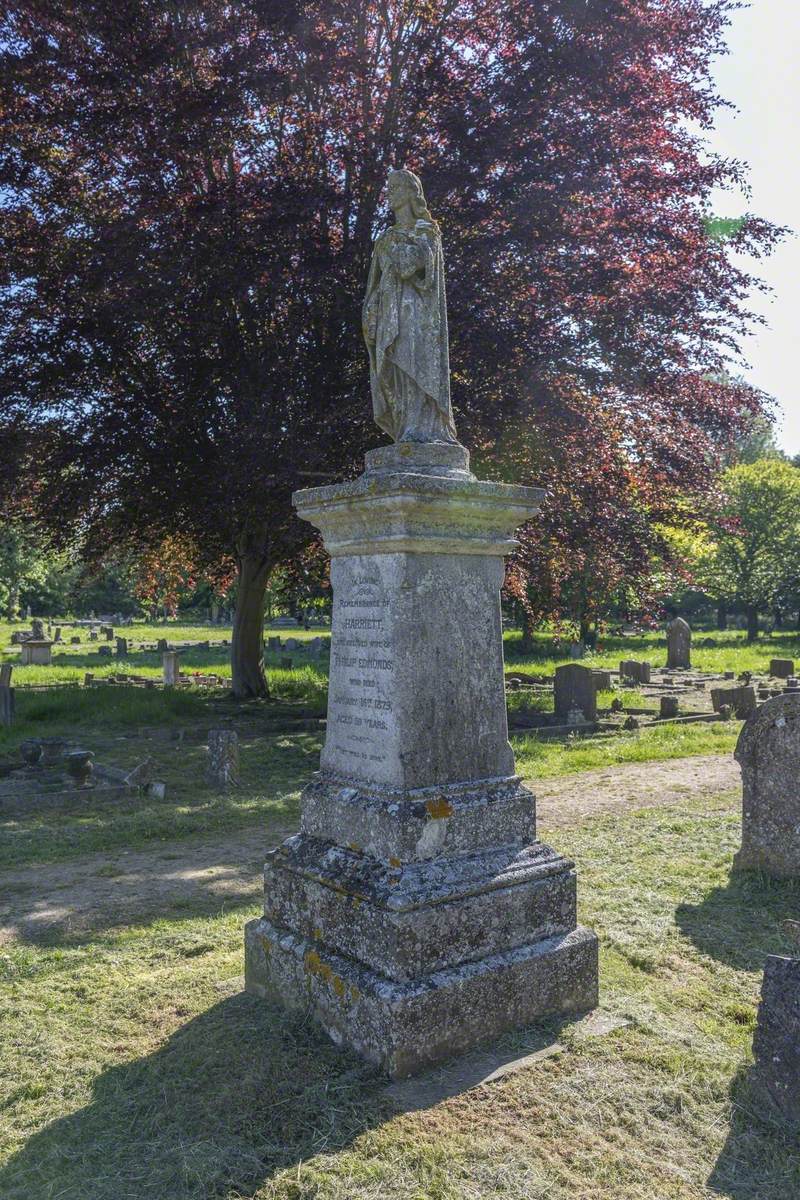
[
  {"left": 0, "top": 993, "right": 389, "bottom": 1200},
  {"left": 708, "top": 1062, "right": 800, "bottom": 1199},
  {"left": 675, "top": 870, "right": 800, "bottom": 971}
]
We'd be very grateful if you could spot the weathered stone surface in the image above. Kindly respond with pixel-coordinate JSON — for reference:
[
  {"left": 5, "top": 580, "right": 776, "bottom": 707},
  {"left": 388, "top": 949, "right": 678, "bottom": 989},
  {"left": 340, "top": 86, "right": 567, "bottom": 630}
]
[
  {"left": 660, "top": 695, "right": 679, "bottom": 719},
  {"left": 666, "top": 617, "right": 691, "bottom": 669},
  {"left": 734, "top": 694, "right": 800, "bottom": 877},
  {"left": 710, "top": 684, "right": 756, "bottom": 718},
  {"left": 19, "top": 640, "right": 52, "bottom": 666},
  {"left": 246, "top": 444, "right": 598, "bottom": 1075},
  {"left": 554, "top": 664, "right": 597, "bottom": 723},
  {"left": 116, "top": 637, "right": 128, "bottom": 658},
  {"left": 770, "top": 658, "right": 794, "bottom": 679},
  {"left": 591, "top": 669, "right": 613, "bottom": 692},
  {"left": 162, "top": 651, "right": 180, "bottom": 686},
  {"left": 262, "top": 835, "right": 577, "bottom": 982},
  {"left": 620, "top": 659, "right": 651, "bottom": 685},
  {"left": 30, "top": 618, "right": 44, "bottom": 640},
  {"left": 751, "top": 954, "right": 800, "bottom": 1130},
  {"left": 206, "top": 729, "right": 240, "bottom": 789},
  {"left": 244, "top": 920, "right": 598, "bottom": 1079}
]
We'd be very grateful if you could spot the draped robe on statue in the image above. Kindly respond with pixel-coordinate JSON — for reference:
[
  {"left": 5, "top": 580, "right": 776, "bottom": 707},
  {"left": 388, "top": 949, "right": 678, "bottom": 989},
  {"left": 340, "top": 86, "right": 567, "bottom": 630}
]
[{"left": 363, "top": 219, "right": 458, "bottom": 444}]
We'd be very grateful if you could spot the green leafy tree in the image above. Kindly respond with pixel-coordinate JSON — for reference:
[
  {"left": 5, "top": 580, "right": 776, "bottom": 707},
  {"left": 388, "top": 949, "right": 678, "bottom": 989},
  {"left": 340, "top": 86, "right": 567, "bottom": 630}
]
[
  {"left": 701, "top": 460, "right": 800, "bottom": 640},
  {"left": 0, "top": 524, "right": 52, "bottom": 620}
]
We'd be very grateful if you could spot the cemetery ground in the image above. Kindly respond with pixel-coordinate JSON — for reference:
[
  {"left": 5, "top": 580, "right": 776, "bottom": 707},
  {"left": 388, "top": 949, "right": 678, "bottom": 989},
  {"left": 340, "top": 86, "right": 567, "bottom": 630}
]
[{"left": 1, "top": 623, "right": 800, "bottom": 1197}]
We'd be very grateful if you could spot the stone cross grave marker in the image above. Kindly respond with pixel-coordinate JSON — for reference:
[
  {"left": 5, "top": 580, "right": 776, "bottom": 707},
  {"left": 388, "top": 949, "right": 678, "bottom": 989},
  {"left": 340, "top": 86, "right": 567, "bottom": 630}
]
[
  {"left": 734, "top": 693, "right": 800, "bottom": 877},
  {"left": 666, "top": 617, "right": 691, "bottom": 669},
  {"left": 206, "top": 730, "right": 240, "bottom": 789}
]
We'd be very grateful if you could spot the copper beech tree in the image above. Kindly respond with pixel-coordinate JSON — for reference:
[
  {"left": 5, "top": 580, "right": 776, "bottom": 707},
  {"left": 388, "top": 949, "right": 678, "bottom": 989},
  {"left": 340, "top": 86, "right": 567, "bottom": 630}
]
[{"left": 0, "top": 0, "right": 781, "bottom": 696}]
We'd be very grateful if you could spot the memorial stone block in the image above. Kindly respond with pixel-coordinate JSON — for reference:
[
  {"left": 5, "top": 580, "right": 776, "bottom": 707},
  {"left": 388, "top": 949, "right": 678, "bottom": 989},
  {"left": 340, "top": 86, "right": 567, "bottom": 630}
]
[
  {"left": 554, "top": 664, "right": 597, "bottom": 722},
  {"left": 710, "top": 683, "right": 756, "bottom": 718},
  {"left": 751, "top": 954, "right": 800, "bottom": 1131},
  {"left": 20, "top": 640, "right": 53, "bottom": 666},
  {"left": 162, "top": 651, "right": 180, "bottom": 686},
  {"left": 116, "top": 637, "right": 128, "bottom": 658},
  {"left": 620, "top": 659, "right": 651, "bottom": 684},
  {"left": 666, "top": 617, "right": 691, "bottom": 669},
  {"left": 770, "top": 658, "right": 794, "bottom": 679},
  {"left": 734, "top": 694, "right": 800, "bottom": 877},
  {"left": 206, "top": 730, "right": 240, "bottom": 789},
  {"left": 660, "top": 696, "right": 679, "bottom": 719}
]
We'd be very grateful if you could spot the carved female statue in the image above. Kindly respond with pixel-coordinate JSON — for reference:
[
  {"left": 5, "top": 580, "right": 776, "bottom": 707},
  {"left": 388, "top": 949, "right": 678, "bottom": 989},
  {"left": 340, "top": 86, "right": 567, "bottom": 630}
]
[{"left": 363, "top": 169, "right": 459, "bottom": 444}]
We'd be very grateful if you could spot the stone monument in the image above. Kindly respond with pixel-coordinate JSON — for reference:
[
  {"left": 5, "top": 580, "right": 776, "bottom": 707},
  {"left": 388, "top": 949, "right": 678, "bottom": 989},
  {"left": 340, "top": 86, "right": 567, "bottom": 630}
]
[
  {"left": 751, "top": 925, "right": 800, "bottom": 1132},
  {"left": 666, "top": 617, "right": 691, "bottom": 669},
  {"left": 734, "top": 693, "right": 800, "bottom": 877},
  {"left": 554, "top": 664, "right": 597, "bottom": 724},
  {"left": 245, "top": 170, "right": 598, "bottom": 1077}
]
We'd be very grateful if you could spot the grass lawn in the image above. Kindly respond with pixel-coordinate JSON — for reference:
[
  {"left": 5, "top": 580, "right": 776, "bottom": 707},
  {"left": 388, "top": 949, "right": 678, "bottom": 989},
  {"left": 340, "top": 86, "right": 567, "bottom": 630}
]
[{"left": 1, "top": 792, "right": 799, "bottom": 1199}]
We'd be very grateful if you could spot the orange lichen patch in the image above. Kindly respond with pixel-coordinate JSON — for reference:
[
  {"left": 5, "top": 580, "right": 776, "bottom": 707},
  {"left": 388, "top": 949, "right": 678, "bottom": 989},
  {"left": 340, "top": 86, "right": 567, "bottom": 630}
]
[
  {"left": 304, "top": 949, "right": 333, "bottom": 984},
  {"left": 259, "top": 934, "right": 272, "bottom": 954},
  {"left": 389, "top": 856, "right": 402, "bottom": 867},
  {"left": 349, "top": 843, "right": 362, "bottom": 853},
  {"left": 312, "top": 927, "right": 322, "bottom": 941},
  {"left": 350, "top": 984, "right": 360, "bottom": 1001},
  {"left": 425, "top": 796, "right": 453, "bottom": 819},
  {"left": 332, "top": 975, "right": 346, "bottom": 998}
]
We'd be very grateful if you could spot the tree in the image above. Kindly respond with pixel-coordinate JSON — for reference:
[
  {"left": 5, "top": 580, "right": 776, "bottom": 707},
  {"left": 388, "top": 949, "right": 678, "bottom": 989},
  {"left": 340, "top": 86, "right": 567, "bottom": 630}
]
[
  {"left": 0, "top": 524, "right": 51, "bottom": 620},
  {"left": 0, "top": 0, "right": 782, "bottom": 693},
  {"left": 700, "top": 460, "right": 800, "bottom": 640}
]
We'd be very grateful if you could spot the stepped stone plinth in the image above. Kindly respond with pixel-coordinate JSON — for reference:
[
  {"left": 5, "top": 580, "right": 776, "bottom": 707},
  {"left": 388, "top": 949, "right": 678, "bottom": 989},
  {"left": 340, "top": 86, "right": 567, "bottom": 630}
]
[{"left": 245, "top": 442, "right": 598, "bottom": 1077}]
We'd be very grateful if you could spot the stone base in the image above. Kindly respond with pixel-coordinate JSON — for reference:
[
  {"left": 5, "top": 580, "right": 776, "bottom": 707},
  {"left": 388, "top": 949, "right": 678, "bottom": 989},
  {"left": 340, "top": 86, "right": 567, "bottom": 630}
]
[{"left": 245, "top": 917, "right": 598, "bottom": 1078}]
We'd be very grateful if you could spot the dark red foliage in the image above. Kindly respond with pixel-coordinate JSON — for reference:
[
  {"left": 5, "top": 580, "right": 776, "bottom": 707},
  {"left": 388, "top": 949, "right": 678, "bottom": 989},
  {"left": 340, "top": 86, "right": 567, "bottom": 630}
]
[{"left": 0, "top": 1, "right": 783, "bottom": 681}]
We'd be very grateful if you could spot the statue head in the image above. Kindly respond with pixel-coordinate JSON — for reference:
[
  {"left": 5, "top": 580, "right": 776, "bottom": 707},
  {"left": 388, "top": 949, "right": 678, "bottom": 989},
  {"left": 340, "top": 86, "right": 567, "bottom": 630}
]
[{"left": 387, "top": 169, "right": 435, "bottom": 225}]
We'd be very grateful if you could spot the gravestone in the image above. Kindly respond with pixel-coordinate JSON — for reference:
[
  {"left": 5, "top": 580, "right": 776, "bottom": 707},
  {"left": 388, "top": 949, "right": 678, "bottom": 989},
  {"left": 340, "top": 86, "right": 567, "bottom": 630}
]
[
  {"left": 157, "top": 638, "right": 169, "bottom": 653},
  {"left": 98, "top": 645, "right": 112, "bottom": 657},
  {"left": 103, "top": 626, "right": 114, "bottom": 641},
  {"left": 620, "top": 660, "right": 651, "bottom": 685},
  {"left": 116, "top": 637, "right": 128, "bottom": 658},
  {"left": 244, "top": 173, "right": 597, "bottom": 1078},
  {"left": 711, "top": 684, "right": 757, "bottom": 718},
  {"left": 660, "top": 696, "right": 679, "bottom": 719},
  {"left": 246, "top": 441, "right": 599, "bottom": 1076},
  {"left": 267, "top": 637, "right": 281, "bottom": 651},
  {"left": 54, "top": 627, "right": 62, "bottom": 642},
  {"left": 162, "top": 651, "right": 180, "bottom": 686},
  {"left": 591, "top": 669, "right": 612, "bottom": 692},
  {"left": 554, "top": 664, "right": 597, "bottom": 723},
  {"left": 734, "top": 694, "right": 800, "bottom": 877},
  {"left": 770, "top": 658, "right": 794, "bottom": 679},
  {"left": 666, "top": 617, "right": 691, "bottom": 669},
  {"left": 751, "top": 952, "right": 800, "bottom": 1131},
  {"left": 31, "top": 617, "right": 44, "bottom": 639},
  {"left": 0, "top": 664, "right": 14, "bottom": 727},
  {"left": 89, "top": 630, "right": 98, "bottom": 641},
  {"left": 20, "top": 640, "right": 53, "bottom": 666},
  {"left": 206, "top": 730, "right": 240, "bottom": 788}
]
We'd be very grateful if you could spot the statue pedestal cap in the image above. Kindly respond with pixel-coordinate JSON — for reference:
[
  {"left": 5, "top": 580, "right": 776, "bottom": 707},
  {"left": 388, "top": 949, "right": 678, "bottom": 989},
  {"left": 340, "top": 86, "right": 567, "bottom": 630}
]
[{"left": 245, "top": 444, "right": 598, "bottom": 1077}]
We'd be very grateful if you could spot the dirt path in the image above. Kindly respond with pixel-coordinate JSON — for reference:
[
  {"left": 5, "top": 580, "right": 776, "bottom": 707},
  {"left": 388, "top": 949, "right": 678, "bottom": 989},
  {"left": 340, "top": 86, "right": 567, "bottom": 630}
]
[{"left": 0, "top": 754, "right": 740, "bottom": 944}]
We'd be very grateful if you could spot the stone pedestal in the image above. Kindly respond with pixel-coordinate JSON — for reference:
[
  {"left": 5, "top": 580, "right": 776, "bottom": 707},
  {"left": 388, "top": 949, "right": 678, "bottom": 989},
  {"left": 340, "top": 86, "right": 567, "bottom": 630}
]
[
  {"left": 245, "top": 443, "right": 598, "bottom": 1077},
  {"left": 20, "top": 640, "right": 53, "bottom": 666}
]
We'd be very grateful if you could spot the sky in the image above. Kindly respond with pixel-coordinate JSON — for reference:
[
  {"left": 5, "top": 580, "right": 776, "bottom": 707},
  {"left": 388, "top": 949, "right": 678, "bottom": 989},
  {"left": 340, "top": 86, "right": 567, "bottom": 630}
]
[{"left": 707, "top": 0, "right": 800, "bottom": 454}]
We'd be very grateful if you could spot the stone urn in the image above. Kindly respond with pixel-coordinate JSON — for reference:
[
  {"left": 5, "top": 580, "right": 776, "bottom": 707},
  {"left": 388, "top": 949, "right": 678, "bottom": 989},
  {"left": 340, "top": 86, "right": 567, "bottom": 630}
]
[
  {"left": 40, "top": 736, "right": 68, "bottom": 767},
  {"left": 20, "top": 738, "right": 43, "bottom": 767},
  {"left": 66, "top": 750, "right": 94, "bottom": 789}
]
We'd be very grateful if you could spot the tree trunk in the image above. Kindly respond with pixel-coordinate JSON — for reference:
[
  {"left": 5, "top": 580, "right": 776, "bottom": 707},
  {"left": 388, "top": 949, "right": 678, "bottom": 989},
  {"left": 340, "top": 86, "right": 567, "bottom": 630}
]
[
  {"left": 716, "top": 602, "right": 727, "bottom": 631},
  {"left": 746, "top": 604, "right": 759, "bottom": 643},
  {"left": 579, "top": 615, "right": 591, "bottom": 646},
  {"left": 6, "top": 585, "right": 19, "bottom": 622},
  {"left": 519, "top": 610, "right": 535, "bottom": 654},
  {"left": 231, "top": 548, "right": 271, "bottom": 699}
]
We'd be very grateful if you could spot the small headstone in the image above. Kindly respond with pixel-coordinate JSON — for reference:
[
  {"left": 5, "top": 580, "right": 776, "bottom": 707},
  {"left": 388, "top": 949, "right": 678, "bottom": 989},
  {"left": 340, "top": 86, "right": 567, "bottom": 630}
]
[
  {"left": 206, "top": 729, "right": 240, "bottom": 788},
  {"left": 660, "top": 695, "right": 680, "bottom": 719},
  {"left": 98, "top": 645, "right": 112, "bottom": 657},
  {"left": 750, "top": 953, "right": 800, "bottom": 1132},
  {"left": 267, "top": 637, "right": 281, "bottom": 651},
  {"left": 591, "top": 669, "right": 612, "bottom": 691},
  {"left": 0, "top": 664, "right": 14, "bottom": 727},
  {"left": 770, "top": 659, "right": 794, "bottom": 679},
  {"left": 70, "top": 635, "right": 81, "bottom": 644},
  {"left": 103, "top": 626, "right": 114, "bottom": 641},
  {"left": 84, "top": 673, "right": 95, "bottom": 686},
  {"left": 89, "top": 630, "right": 98, "bottom": 641},
  {"left": 54, "top": 627, "right": 62, "bottom": 642},
  {"left": 280, "top": 656, "right": 294, "bottom": 670},
  {"left": 710, "top": 684, "right": 756, "bottom": 718},
  {"left": 31, "top": 618, "right": 44, "bottom": 640},
  {"left": 569, "top": 642, "right": 585, "bottom": 659},
  {"left": 787, "top": 678, "right": 800, "bottom": 692},
  {"left": 666, "top": 617, "right": 691, "bottom": 669},
  {"left": 284, "top": 638, "right": 299, "bottom": 650},
  {"left": 157, "top": 638, "right": 169, "bottom": 653},
  {"left": 619, "top": 660, "right": 651, "bottom": 685},
  {"left": 116, "top": 637, "right": 128, "bottom": 658},
  {"left": 554, "top": 664, "right": 597, "bottom": 722},
  {"left": 734, "top": 694, "right": 800, "bottom": 877},
  {"left": 622, "top": 715, "right": 640, "bottom": 730},
  {"left": 724, "top": 670, "right": 735, "bottom": 680},
  {"left": 162, "top": 651, "right": 180, "bottom": 686}
]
